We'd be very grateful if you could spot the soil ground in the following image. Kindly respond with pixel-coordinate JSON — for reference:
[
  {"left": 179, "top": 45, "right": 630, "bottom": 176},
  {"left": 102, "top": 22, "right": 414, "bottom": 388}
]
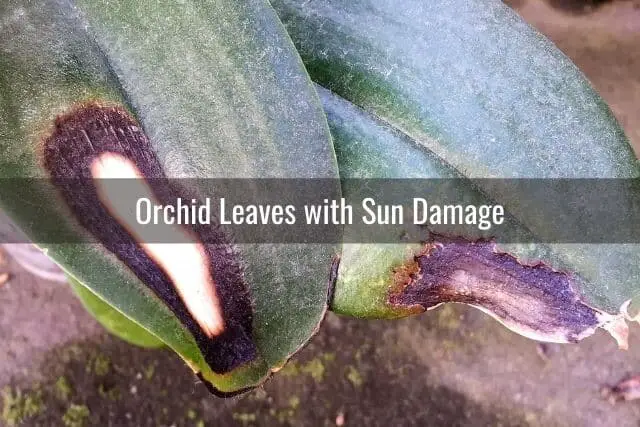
[{"left": 2, "top": 1, "right": 640, "bottom": 426}]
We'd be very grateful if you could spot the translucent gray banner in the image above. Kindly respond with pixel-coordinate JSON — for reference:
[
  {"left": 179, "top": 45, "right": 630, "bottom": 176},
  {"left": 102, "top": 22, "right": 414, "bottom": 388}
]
[{"left": 0, "top": 178, "right": 639, "bottom": 243}]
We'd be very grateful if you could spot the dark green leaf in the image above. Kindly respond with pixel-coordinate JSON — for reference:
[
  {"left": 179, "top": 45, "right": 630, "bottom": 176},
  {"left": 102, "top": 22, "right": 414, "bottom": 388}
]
[
  {"left": 272, "top": 0, "right": 640, "bottom": 346},
  {"left": 0, "top": 0, "right": 339, "bottom": 394}
]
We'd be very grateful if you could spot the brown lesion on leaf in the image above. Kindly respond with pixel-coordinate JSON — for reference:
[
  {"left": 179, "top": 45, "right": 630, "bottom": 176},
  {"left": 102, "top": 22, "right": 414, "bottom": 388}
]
[
  {"left": 388, "top": 236, "right": 629, "bottom": 348},
  {"left": 390, "top": 256, "right": 420, "bottom": 295},
  {"left": 389, "top": 253, "right": 425, "bottom": 316}
]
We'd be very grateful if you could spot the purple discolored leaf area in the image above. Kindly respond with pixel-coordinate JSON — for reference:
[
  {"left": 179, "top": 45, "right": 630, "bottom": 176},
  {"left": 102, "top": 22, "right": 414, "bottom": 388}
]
[{"left": 389, "top": 236, "right": 629, "bottom": 347}]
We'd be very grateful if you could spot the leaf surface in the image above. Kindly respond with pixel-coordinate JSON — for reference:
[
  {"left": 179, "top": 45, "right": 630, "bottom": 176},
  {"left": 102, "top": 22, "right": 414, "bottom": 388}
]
[
  {"left": 272, "top": 0, "right": 640, "bottom": 344},
  {"left": 0, "top": 0, "right": 339, "bottom": 394}
]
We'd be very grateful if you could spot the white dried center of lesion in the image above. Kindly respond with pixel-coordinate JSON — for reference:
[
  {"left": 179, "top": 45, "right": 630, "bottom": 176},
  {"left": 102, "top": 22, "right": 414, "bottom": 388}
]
[{"left": 90, "top": 152, "right": 225, "bottom": 337}]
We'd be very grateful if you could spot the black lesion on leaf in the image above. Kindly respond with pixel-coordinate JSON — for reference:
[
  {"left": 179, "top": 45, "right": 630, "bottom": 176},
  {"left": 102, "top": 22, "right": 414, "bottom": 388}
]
[
  {"left": 42, "top": 104, "right": 257, "bottom": 374},
  {"left": 389, "top": 236, "right": 611, "bottom": 344},
  {"left": 326, "top": 255, "right": 341, "bottom": 306}
]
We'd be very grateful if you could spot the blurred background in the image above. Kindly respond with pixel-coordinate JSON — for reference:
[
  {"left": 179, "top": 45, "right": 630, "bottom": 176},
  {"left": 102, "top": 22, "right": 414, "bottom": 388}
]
[{"left": 2, "top": 0, "right": 640, "bottom": 425}]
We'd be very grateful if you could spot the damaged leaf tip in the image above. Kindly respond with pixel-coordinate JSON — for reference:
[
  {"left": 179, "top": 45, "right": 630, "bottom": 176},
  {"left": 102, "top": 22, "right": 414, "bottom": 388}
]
[{"left": 388, "top": 237, "right": 631, "bottom": 348}]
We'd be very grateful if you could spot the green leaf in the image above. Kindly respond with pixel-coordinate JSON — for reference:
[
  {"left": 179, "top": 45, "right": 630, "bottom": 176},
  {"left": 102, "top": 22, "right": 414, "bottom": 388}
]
[
  {"left": 68, "top": 275, "right": 164, "bottom": 348},
  {"left": 0, "top": 0, "right": 338, "bottom": 394},
  {"left": 272, "top": 0, "right": 640, "bottom": 345}
]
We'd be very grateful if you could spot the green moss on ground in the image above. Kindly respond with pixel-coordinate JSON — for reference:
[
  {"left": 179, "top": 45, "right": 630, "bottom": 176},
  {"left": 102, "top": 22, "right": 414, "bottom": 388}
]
[
  {"left": 1, "top": 386, "right": 45, "bottom": 426},
  {"left": 232, "top": 412, "right": 257, "bottom": 424},
  {"left": 62, "top": 404, "right": 90, "bottom": 427},
  {"left": 86, "top": 353, "right": 111, "bottom": 376},
  {"left": 346, "top": 365, "right": 364, "bottom": 388},
  {"left": 55, "top": 376, "right": 73, "bottom": 401},
  {"left": 97, "top": 383, "right": 121, "bottom": 401},
  {"left": 143, "top": 362, "right": 157, "bottom": 380},
  {"left": 186, "top": 408, "right": 198, "bottom": 420}
]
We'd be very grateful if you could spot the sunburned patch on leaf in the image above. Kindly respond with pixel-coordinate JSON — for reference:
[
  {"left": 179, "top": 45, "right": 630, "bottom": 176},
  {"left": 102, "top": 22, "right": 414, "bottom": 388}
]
[
  {"left": 388, "top": 236, "right": 629, "bottom": 348},
  {"left": 41, "top": 103, "right": 257, "bottom": 374}
]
